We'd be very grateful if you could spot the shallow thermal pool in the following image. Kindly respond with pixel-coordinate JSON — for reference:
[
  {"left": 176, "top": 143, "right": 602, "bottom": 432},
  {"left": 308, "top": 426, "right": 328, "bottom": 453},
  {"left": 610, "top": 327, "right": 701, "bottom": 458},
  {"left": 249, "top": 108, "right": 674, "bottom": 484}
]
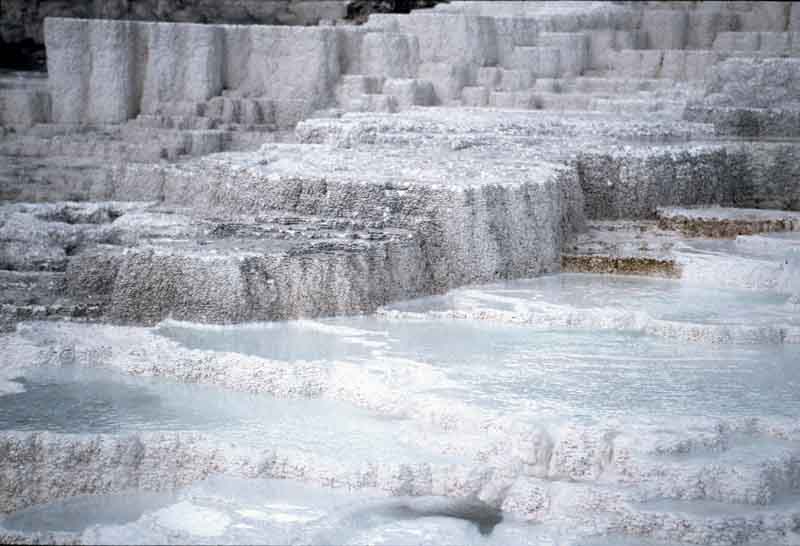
[
  {"left": 2, "top": 272, "right": 800, "bottom": 545},
  {"left": 383, "top": 272, "right": 799, "bottom": 329},
  {"left": 0, "top": 365, "right": 456, "bottom": 465},
  {"left": 0, "top": 476, "right": 686, "bottom": 546},
  {"left": 157, "top": 274, "right": 800, "bottom": 422}
]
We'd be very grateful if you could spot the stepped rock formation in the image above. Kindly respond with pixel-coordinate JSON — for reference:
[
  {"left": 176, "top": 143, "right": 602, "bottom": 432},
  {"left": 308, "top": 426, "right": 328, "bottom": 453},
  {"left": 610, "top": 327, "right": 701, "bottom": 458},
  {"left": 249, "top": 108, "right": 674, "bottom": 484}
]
[
  {"left": 1, "top": 0, "right": 798, "bottom": 326},
  {"left": 1, "top": 2, "right": 800, "bottom": 545}
]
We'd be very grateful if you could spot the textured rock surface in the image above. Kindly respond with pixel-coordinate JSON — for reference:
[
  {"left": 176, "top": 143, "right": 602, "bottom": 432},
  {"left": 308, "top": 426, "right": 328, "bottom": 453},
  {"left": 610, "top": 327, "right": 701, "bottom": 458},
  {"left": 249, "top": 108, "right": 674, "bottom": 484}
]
[
  {"left": 686, "top": 58, "right": 800, "bottom": 136},
  {"left": 657, "top": 206, "right": 800, "bottom": 238},
  {"left": 0, "top": 201, "right": 429, "bottom": 325},
  {"left": 2, "top": 4, "right": 800, "bottom": 542},
  {"left": 3, "top": 1, "right": 800, "bottom": 328},
  {"left": 44, "top": 18, "right": 342, "bottom": 126},
  {"left": 0, "top": 134, "right": 584, "bottom": 324},
  {"left": 28, "top": 1, "right": 799, "bottom": 126},
  {"left": 0, "top": 0, "right": 350, "bottom": 70},
  {"left": 564, "top": 219, "right": 800, "bottom": 295},
  {"left": 297, "top": 110, "right": 800, "bottom": 218}
]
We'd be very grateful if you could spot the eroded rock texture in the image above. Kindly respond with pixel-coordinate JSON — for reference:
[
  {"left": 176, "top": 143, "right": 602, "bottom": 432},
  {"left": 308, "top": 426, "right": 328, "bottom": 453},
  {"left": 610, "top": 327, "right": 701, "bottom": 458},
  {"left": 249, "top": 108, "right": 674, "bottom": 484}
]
[
  {"left": 1, "top": 6, "right": 800, "bottom": 541},
  {"left": 0, "top": 0, "right": 351, "bottom": 70},
  {"left": 0, "top": 1, "right": 799, "bottom": 328}
]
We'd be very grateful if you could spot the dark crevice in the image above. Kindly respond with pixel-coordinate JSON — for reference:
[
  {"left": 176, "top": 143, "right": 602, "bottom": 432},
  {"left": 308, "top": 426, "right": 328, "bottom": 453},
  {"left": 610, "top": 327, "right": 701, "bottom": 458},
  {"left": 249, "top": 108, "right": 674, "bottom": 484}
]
[
  {"left": 0, "top": 38, "right": 46, "bottom": 72},
  {"left": 348, "top": 497, "right": 503, "bottom": 537},
  {"left": 345, "top": 0, "right": 448, "bottom": 23}
]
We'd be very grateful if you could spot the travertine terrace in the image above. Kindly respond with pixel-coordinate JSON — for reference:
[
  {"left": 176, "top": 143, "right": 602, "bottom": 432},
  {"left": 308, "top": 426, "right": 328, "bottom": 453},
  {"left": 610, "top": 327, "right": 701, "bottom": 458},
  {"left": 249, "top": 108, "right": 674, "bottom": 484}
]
[{"left": 1, "top": 1, "right": 799, "bottom": 544}]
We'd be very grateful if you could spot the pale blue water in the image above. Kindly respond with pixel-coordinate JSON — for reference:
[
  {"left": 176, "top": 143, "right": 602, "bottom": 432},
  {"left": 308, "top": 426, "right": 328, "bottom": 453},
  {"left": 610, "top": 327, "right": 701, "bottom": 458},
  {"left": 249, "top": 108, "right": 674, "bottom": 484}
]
[
  {"left": 0, "top": 365, "right": 451, "bottom": 464},
  {"left": 159, "top": 313, "right": 800, "bottom": 421}
]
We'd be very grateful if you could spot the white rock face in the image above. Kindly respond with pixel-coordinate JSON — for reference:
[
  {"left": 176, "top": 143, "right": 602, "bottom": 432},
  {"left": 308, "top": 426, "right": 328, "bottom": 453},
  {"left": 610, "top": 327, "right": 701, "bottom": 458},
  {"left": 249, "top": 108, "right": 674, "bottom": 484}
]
[
  {"left": 44, "top": 18, "right": 342, "bottom": 127},
  {"left": 32, "top": 1, "right": 798, "bottom": 128},
  {"left": 3, "top": 1, "right": 800, "bottom": 329},
  {"left": 3, "top": 4, "right": 800, "bottom": 544}
]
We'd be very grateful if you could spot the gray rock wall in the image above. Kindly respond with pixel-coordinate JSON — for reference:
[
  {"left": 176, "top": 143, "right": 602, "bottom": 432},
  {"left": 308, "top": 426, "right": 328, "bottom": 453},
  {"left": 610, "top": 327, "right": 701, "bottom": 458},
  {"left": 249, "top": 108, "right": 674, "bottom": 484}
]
[
  {"left": 0, "top": 139, "right": 583, "bottom": 326},
  {"left": 577, "top": 146, "right": 738, "bottom": 220},
  {"left": 89, "top": 239, "right": 428, "bottom": 325},
  {"left": 158, "top": 148, "right": 582, "bottom": 290},
  {"left": 0, "top": 88, "right": 50, "bottom": 128},
  {"left": 729, "top": 143, "right": 800, "bottom": 211},
  {"left": 684, "top": 58, "right": 800, "bottom": 136},
  {"left": 39, "top": 1, "right": 800, "bottom": 126},
  {"left": 45, "top": 18, "right": 343, "bottom": 125},
  {"left": 579, "top": 142, "right": 800, "bottom": 219},
  {"left": 702, "top": 58, "right": 800, "bottom": 110},
  {"left": 1, "top": 1, "right": 349, "bottom": 69}
]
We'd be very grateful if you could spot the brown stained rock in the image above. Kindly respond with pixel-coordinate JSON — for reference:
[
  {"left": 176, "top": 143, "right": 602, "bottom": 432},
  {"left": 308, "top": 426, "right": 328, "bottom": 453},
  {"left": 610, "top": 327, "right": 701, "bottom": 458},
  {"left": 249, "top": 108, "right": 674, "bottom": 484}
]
[
  {"left": 657, "top": 216, "right": 800, "bottom": 238},
  {"left": 561, "top": 254, "right": 681, "bottom": 278},
  {"left": 0, "top": 532, "right": 81, "bottom": 545}
]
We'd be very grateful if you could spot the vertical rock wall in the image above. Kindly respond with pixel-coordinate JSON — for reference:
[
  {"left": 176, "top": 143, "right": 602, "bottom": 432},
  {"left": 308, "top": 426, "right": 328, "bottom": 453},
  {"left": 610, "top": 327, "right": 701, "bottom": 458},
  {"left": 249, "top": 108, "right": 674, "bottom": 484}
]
[
  {"left": 1, "top": 0, "right": 350, "bottom": 70},
  {"left": 44, "top": 18, "right": 341, "bottom": 125},
  {"left": 141, "top": 23, "right": 224, "bottom": 114}
]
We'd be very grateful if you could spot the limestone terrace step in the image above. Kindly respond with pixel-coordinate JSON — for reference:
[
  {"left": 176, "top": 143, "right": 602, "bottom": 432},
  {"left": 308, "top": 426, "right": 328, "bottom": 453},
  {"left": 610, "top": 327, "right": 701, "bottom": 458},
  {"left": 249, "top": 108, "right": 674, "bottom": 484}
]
[
  {"left": 657, "top": 206, "right": 800, "bottom": 237},
  {"left": 563, "top": 220, "right": 800, "bottom": 296},
  {"left": 0, "top": 202, "right": 427, "bottom": 326},
  {"left": 295, "top": 108, "right": 714, "bottom": 146},
  {"left": 0, "top": 270, "right": 104, "bottom": 332}
]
